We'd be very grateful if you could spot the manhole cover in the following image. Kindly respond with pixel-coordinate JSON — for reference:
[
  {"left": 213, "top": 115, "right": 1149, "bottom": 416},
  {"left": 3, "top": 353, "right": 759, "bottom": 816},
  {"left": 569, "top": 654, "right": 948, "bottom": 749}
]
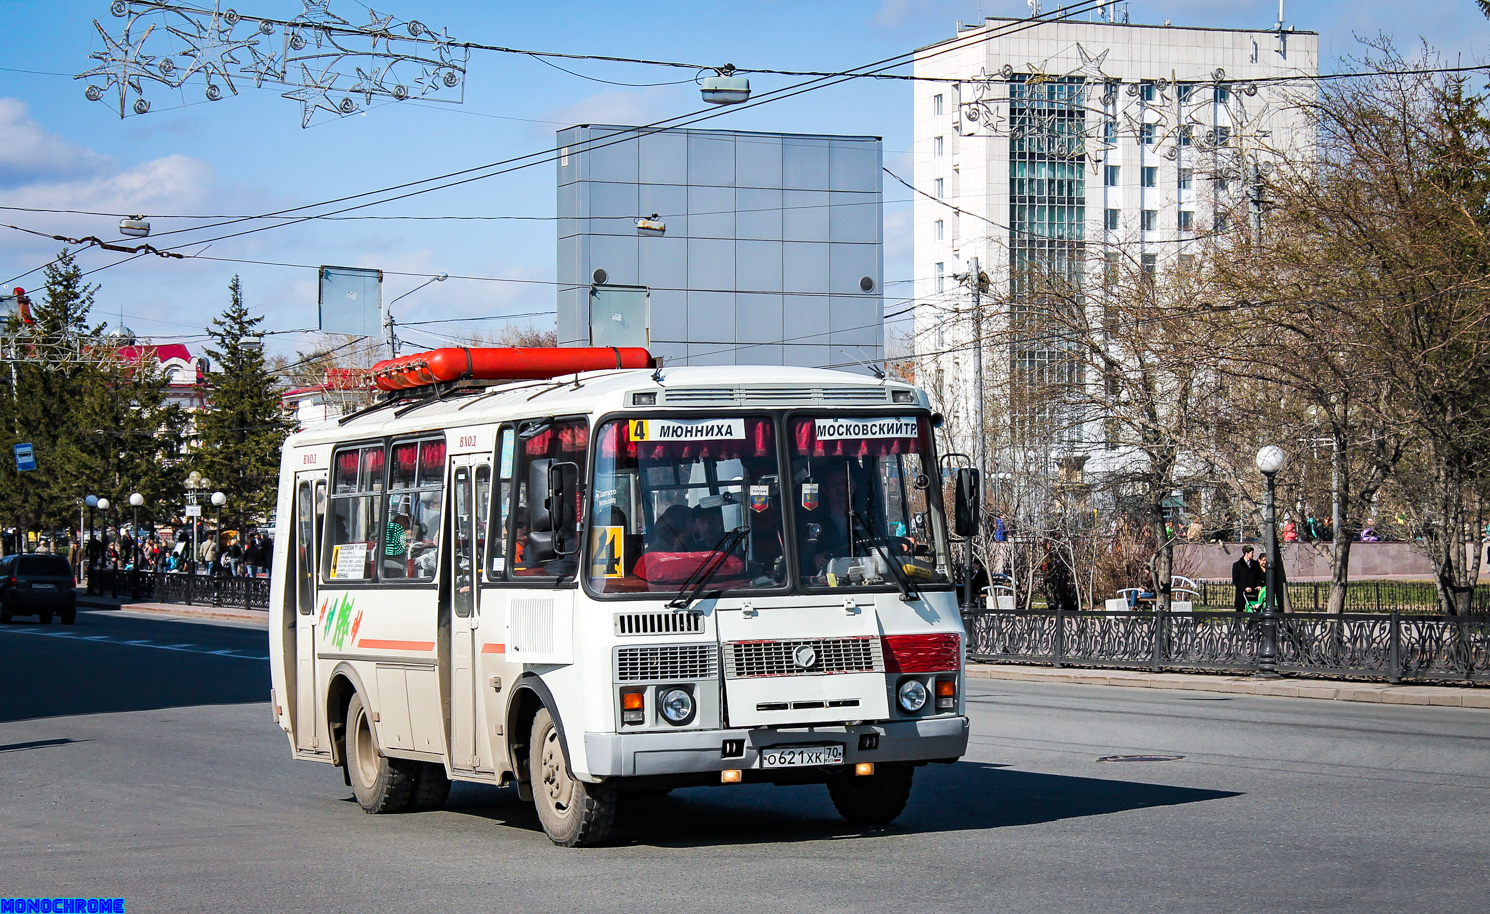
[{"left": 1096, "top": 754, "right": 1185, "bottom": 763}]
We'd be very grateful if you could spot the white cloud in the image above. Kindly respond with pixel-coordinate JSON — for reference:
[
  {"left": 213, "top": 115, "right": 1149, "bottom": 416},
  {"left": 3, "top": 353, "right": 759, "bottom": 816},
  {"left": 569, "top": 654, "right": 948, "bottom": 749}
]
[
  {"left": 543, "top": 86, "right": 687, "bottom": 131},
  {"left": 0, "top": 99, "right": 111, "bottom": 183}
]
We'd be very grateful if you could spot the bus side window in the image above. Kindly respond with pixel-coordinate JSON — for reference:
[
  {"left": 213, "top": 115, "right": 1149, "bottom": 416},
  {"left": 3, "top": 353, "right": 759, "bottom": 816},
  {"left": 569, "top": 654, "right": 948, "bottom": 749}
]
[
  {"left": 510, "top": 418, "right": 588, "bottom": 582},
  {"left": 384, "top": 438, "right": 445, "bottom": 583},
  {"left": 486, "top": 428, "right": 514, "bottom": 581},
  {"left": 326, "top": 445, "right": 381, "bottom": 582}
]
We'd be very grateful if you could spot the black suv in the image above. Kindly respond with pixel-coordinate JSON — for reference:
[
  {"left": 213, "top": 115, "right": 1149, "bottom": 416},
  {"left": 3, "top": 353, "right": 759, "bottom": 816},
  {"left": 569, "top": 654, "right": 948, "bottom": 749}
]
[{"left": 0, "top": 553, "right": 78, "bottom": 624}]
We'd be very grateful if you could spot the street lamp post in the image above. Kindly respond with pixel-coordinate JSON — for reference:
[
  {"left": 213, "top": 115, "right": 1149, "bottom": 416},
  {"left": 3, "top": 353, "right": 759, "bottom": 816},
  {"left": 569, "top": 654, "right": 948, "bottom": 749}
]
[
  {"left": 84, "top": 495, "right": 98, "bottom": 594},
  {"left": 1255, "top": 445, "right": 1287, "bottom": 679},
  {"left": 211, "top": 491, "right": 226, "bottom": 572},
  {"left": 97, "top": 497, "right": 112, "bottom": 597},
  {"left": 129, "top": 492, "right": 144, "bottom": 599}
]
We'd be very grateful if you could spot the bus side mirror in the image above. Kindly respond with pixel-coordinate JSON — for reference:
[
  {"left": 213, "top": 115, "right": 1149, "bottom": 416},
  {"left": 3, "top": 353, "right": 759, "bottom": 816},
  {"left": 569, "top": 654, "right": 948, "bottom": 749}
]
[
  {"left": 549, "top": 461, "right": 580, "bottom": 556},
  {"left": 529, "top": 458, "right": 580, "bottom": 564},
  {"left": 954, "top": 467, "right": 980, "bottom": 537}
]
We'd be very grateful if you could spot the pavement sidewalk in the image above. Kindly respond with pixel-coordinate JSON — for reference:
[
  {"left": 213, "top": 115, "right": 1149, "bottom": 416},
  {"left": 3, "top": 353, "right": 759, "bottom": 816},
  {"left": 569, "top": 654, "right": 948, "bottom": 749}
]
[
  {"left": 969, "top": 662, "right": 1490, "bottom": 708},
  {"left": 76, "top": 591, "right": 268, "bottom": 626}
]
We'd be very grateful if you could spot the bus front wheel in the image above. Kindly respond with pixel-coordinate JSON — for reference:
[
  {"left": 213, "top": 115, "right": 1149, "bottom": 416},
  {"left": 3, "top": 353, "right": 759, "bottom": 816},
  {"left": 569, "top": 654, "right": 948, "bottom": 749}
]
[
  {"left": 529, "top": 706, "right": 616, "bottom": 847},
  {"left": 346, "top": 693, "right": 416, "bottom": 814},
  {"left": 826, "top": 763, "right": 914, "bottom": 826}
]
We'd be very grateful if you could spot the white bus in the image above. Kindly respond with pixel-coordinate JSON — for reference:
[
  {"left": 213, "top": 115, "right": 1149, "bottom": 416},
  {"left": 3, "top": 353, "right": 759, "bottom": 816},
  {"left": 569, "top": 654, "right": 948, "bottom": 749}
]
[{"left": 268, "top": 349, "right": 971, "bottom": 846}]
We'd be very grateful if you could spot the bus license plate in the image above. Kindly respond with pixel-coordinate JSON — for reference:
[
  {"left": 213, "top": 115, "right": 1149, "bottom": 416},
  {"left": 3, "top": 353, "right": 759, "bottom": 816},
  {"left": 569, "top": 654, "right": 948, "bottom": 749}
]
[
  {"left": 761, "top": 744, "right": 843, "bottom": 768},
  {"left": 31, "top": 583, "right": 54, "bottom": 589}
]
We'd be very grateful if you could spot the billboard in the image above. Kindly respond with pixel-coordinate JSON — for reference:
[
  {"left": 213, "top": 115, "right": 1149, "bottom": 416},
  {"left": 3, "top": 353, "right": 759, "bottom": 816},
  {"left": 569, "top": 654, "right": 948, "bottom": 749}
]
[{"left": 318, "top": 266, "right": 383, "bottom": 336}]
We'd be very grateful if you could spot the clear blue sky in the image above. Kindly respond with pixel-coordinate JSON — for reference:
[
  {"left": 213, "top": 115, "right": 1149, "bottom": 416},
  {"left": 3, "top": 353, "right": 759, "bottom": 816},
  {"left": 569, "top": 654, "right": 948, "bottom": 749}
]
[{"left": 0, "top": 0, "right": 1485, "bottom": 363}]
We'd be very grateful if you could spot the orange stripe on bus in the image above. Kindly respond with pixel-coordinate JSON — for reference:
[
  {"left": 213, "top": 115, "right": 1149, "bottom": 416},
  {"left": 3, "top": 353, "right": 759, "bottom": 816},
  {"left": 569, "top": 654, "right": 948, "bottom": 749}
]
[
  {"left": 356, "top": 639, "right": 435, "bottom": 651},
  {"left": 481, "top": 643, "right": 506, "bottom": 654}
]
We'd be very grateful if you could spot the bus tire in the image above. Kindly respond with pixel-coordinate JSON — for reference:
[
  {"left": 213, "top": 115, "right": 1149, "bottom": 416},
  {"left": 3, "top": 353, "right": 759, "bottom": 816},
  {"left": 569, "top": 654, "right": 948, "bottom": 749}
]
[
  {"left": 410, "top": 761, "right": 451, "bottom": 812},
  {"left": 529, "top": 706, "right": 616, "bottom": 847},
  {"left": 38, "top": 610, "right": 53, "bottom": 625},
  {"left": 61, "top": 607, "right": 76, "bottom": 625},
  {"left": 827, "top": 763, "right": 914, "bottom": 826},
  {"left": 346, "top": 692, "right": 416, "bottom": 814}
]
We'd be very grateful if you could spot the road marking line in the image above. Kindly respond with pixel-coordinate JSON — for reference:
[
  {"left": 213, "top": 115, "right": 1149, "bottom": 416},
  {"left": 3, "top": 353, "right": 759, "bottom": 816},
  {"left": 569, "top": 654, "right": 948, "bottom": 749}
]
[{"left": 0, "top": 627, "right": 266, "bottom": 661}]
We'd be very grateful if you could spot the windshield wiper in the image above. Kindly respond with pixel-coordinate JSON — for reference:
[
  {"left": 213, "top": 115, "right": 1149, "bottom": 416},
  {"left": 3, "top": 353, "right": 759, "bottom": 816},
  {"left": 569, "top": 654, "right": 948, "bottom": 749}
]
[
  {"left": 851, "top": 509, "right": 920, "bottom": 602},
  {"left": 667, "top": 526, "right": 750, "bottom": 611}
]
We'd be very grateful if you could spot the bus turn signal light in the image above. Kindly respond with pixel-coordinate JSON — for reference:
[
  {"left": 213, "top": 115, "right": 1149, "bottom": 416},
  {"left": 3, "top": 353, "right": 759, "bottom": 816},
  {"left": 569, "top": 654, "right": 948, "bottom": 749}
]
[
  {"left": 621, "top": 689, "right": 645, "bottom": 725},
  {"left": 721, "top": 769, "right": 743, "bottom": 784},
  {"left": 855, "top": 762, "right": 875, "bottom": 777},
  {"left": 935, "top": 678, "right": 957, "bottom": 711}
]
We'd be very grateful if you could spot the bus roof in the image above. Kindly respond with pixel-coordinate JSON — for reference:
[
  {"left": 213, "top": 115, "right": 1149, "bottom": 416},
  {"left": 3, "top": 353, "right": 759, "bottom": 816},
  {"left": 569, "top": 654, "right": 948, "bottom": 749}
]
[{"left": 286, "top": 364, "right": 923, "bottom": 447}]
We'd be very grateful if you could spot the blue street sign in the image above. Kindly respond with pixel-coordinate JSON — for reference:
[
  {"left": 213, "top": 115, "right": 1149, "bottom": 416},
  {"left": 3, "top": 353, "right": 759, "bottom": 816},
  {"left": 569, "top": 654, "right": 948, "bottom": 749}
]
[{"left": 13, "top": 443, "right": 35, "bottom": 472}]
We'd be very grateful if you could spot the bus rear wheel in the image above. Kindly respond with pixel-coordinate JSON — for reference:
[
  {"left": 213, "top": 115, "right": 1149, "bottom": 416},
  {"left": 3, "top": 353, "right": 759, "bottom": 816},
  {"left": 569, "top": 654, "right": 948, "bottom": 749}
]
[
  {"left": 826, "top": 763, "right": 914, "bottom": 826},
  {"left": 346, "top": 693, "right": 416, "bottom": 814},
  {"left": 529, "top": 706, "right": 616, "bottom": 847}
]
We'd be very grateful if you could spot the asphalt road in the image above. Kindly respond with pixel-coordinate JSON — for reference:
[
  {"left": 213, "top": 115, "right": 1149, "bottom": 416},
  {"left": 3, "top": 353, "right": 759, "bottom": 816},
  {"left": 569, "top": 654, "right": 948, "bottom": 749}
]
[{"left": 3, "top": 606, "right": 1488, "bottom": 913}]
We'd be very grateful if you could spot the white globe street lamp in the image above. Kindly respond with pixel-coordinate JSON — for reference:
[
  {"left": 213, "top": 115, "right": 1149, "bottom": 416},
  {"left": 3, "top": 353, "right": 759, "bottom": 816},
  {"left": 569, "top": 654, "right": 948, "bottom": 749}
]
[{"left": 1254, "top": 445, "right": 1287, "bottom": 678}]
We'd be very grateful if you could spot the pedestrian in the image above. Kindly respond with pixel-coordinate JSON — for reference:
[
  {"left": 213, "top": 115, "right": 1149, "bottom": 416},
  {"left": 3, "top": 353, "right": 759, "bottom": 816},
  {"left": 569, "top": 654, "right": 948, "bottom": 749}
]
[
  {"left": 225, "top": 536, "right": 243, "bottom": 577},
  {"left": 1232, "top": 545, "right": 1259, "bottom": 612},
  {"left": 200, "top": 533, "right": 220, "bottom": 576}
]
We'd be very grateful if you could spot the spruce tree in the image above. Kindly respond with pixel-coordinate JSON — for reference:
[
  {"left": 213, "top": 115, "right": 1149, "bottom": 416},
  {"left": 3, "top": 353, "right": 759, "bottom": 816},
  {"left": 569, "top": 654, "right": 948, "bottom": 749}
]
[{"left": 191, "top": 276, "right": 291, "bottom": 525}]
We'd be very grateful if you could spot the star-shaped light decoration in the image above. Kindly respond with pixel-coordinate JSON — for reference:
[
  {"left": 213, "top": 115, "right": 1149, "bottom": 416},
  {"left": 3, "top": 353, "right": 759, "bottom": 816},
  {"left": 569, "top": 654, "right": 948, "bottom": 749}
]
[
  {"left": 290, "top": 0, "right": 348, "bottom": 49},
  {"left": 242, "top": 42, "right": 285, "bottom": 88},
  {"left": 350, "top": 65, "right": 386, "bottom": 103},
  {"left": 428, "top": 26, "right": 458, "bottom": 63},
  {"left": 76, "top": 18, "right": 159, "bottom": 118},
  {"left": 360, "top": 9, "right": 395, "bottom": 51},
  {"left": 166, "top": 3, "right": 258, "bottom": 98},
  {"left": 1066, "top": 43, "right": 1110, "bottom": 81},
  {"left": 282, "top": 61, "right": 343, "bottom": 127}
]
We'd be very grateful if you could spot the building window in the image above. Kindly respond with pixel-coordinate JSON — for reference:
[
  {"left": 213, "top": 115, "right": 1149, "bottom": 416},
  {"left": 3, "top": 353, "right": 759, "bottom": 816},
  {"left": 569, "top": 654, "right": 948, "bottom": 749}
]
[
  {"left": 1178, "top": 210, "right": 1194, "bottom": 231},
  {"left": 935, "top": 262, "right": 945, "bottom": 293},
  {"left": 1103, "top": 119, "right": 1116, "bottom": 144},
  {"left": 934, "top": 93, "right": 944, "bottom": 116},
  {"left": 1140, "top": 81, "right": 1156, "bottom": 102},
  {"left": 1142, "top": 166, "right": 1157, "bottom": 188},
  {"left": 1216, "top": 213, "right": 1230, "bottom": 232},
  {"left": 1178, "top": 253, "right": 1195, "bottom": 272},
  {"left": 935, "top": 219, "right": 944, "bottom": 241},
  {"left": 1105, "top": 208, "right": 1120, "bottom": 230},
  {"left": 1178, "top": 168, "right": 1193, "bottom": 190},
  {"left": 1103, "top": 251, "right": 1121, "bottom": 287},
  {"left": 1214, "top": 174, "right": 1231, "bottom": 192},
  {"left": 1141, "top": 209, "right": 1157, "bottom": 231},
  {"left": 1105, "top": 165, "right": 1120, "bottom": 187},
  {"left": 1214, "top": 126, "right": 1232, "bottom": 147},
  {"left": 1141, "top": 253, "right": 1157, "bottom": 275},
  {"left": 1178, "top": 83, "right": 1195, "bottom": 103},
  {"left": 1140, "top": 123, "right": 1155, "bottom": 145},
  {"left": 1180, "top": 124, "right": 1194, "bottom": 146},
  {"left": 934, "top": 135, "right": 944, "bottom": 157},
  {"left": 934, "top": 177, "right": 944, "bottom": 199},
  {"left": 1215, "top": 86, "right": 1230, "bottom": 105}
]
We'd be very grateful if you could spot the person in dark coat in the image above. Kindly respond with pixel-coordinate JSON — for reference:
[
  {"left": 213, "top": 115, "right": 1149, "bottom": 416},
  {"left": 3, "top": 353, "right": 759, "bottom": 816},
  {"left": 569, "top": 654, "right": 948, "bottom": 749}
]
[{"left": 1232, "top": 545, "right": 1259, "bottom": 611}]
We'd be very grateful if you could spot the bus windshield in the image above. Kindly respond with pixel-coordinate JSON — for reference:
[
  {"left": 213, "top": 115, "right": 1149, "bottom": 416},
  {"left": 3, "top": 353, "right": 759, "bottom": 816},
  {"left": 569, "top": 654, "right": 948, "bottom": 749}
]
[
  {"left": 585, "top": 412, "right": 950, "bottom": 597},
  {"left": 587, "top": 416, "right": 787, "bottom": 595},
  {"left": 788, "top": 415, "right": 949, "bottom": 591}
]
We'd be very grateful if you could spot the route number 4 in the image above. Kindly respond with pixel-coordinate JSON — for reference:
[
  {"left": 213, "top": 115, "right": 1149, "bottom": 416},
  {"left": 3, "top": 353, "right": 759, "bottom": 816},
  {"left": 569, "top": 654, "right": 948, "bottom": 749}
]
[{"left": 590, "top": 526, "right": 625, "bottom": 579}]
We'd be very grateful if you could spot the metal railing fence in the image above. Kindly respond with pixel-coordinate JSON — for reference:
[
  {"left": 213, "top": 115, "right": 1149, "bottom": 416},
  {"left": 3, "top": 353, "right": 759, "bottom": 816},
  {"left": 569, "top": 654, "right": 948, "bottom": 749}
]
[
  {"left": 87, "top": 567, "right": 269, "bottom": 610},
  {"left": 963, "top": 606, "right": 1490, "bottom": 684}
]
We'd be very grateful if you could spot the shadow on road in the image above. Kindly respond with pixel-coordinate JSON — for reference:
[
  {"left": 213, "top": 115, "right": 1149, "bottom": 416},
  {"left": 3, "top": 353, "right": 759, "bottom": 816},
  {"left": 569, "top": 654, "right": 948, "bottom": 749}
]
[
  {"left": 0, "top": 612, "right": 268, "bottom": 724},
  {"left": 435, "top": 760, "right": 1239, "bottom": 847}
]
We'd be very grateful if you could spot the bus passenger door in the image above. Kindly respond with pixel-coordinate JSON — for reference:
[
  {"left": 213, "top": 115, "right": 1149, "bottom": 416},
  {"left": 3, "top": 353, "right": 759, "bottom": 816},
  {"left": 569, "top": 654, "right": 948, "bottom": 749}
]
[
  {"left": 293, "top": 475, "right": 327, "bottom": 754},
  {"left": 447, "top": 459, "right": 488, "bottom": 772}
]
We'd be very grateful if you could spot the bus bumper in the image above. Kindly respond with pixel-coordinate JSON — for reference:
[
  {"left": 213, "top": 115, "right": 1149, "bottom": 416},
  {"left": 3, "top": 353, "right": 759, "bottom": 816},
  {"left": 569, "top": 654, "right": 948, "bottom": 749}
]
[{"left": 582, "top": 715, "right": 969, "bottom": 779}]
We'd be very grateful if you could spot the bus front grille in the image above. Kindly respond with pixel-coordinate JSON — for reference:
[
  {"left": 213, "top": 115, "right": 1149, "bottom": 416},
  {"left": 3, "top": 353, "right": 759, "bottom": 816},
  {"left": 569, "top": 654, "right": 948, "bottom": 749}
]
[
  {"left": 723, "top": 637, "right": 884, "bottom": 679},
  {"left": 615, "top": 644, "right": 718, "bottom": 682}
]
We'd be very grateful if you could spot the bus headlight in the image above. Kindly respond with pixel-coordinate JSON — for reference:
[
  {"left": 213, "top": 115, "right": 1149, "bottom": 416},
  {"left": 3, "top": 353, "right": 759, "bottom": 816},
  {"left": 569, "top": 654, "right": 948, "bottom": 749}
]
[
  {"left": 897, "top": 678, "right": 928, "bottom": 714},
  {"left": 659, "top": 687, "right": 695, "bottom": 724}
]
